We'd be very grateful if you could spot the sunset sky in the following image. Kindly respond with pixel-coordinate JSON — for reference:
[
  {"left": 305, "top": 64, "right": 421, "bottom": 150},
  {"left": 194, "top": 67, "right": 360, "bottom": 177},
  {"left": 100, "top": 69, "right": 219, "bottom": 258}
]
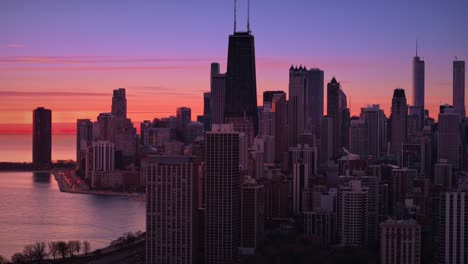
[{"left": 1, "top": 0, "right": 467, "bottom": 135}]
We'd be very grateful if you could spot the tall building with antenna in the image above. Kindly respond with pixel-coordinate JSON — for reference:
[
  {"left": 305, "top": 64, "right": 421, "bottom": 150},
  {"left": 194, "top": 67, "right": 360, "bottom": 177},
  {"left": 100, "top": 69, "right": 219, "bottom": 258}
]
[
  {"left": 224, "top": 0, "right": 259, "bottom": 133},
  {"left": 412, "top": 41, "right": 425, "bottom": 127}
]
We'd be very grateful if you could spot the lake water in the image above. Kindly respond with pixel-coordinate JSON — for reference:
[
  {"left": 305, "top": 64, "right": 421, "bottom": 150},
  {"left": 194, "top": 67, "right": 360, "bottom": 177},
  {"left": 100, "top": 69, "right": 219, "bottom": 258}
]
[{"left": 0, "top": 172, "right": 145, "bottom": 259}]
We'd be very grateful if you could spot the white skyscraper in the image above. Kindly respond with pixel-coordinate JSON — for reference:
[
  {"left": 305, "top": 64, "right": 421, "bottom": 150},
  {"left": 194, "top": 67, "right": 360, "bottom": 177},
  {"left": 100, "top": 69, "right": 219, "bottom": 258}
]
[{"left": 339, "top": 180, "right": 369, "bottom": 247}]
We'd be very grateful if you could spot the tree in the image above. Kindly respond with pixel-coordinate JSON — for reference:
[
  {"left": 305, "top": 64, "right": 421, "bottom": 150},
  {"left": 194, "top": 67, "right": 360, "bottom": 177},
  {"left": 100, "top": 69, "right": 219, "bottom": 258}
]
[
  {"left": 0, "top": 255, "right": 8, "bottom": 264},
  {"left": 67, "top": 240, "right": 81, "bottom": 256},
  {"left": 56, "top": 241, "right": 69, "bottom": 259},
  {"left": 22, "top": 244, "right": 35, "bottom": 262},
  {"left": 83, "top": 240, "right": 91, "bottom": 256},
  {"left": 48, "top": 241, "right": 60, "bottom": 261},
  {"left": 11, "top": 253, "right": 27, "bottom": 264},
  {"left": 33, "top": 242, "right": 47, "bottom": 263}
]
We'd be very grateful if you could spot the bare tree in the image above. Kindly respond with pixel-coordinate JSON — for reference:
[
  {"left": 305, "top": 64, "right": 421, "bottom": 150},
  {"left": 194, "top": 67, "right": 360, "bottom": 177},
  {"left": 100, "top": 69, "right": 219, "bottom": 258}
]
[
  {"left": 33, "top": 242, "right": 47, "bottom": 263},
  {"left": 83, "top": 240, "right": 91, "bottom": 256},
  {"left": 48, "top": 241, "right": 60, "bottom": 261},
  {"left": 67, "top": 240, "right": 81, "bottom": 256},
  {"left": 0, "top": 255, "right": 9, "bottom": 264},
  {"left": 22, "top": 244, "right": 35, "bottom": 262},
  {"left": 56, "top": 241, "right": 69, "bottom": 259}
]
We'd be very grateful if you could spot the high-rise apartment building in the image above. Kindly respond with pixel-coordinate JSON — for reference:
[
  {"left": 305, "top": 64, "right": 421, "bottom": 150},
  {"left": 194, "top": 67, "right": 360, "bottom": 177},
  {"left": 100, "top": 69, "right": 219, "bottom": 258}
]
[
  {"left": 290, "top": 144, "right": 317, "bottom": 215},
  {"left": 77, "top": 119, "right": 92, "bottom": 166},
  {"left": 205, "top": 124, "right": 241, "bottom": 263},
  {"left": 240, "top": 178, "right": 265, "bottom": 255},
  {"left": 339, "top": 180, "right": 369, "bottom": 247},
  {"left": 33, "top": 107, "right": 52, "bottom": 165},
  {"left": 210, "top": 63, "right": 226, "bottom": 125},
  {"left": 438, "top": 106, "right": 461, "bottom": 169},
  {"left": 380, "top": 219, "right": 421, "bottom": 264},
  {"left": 144, "top": 156, "right": 198, "bottom": 264},
  {"left": 439, "top": 191, "right": 468, "bottom": 264}
]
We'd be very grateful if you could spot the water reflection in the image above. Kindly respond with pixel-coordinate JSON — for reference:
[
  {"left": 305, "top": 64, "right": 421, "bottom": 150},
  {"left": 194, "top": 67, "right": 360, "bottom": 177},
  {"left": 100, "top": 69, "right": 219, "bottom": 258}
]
[{"left": 33, "top": 172, "right": 51, "bottom": 183}]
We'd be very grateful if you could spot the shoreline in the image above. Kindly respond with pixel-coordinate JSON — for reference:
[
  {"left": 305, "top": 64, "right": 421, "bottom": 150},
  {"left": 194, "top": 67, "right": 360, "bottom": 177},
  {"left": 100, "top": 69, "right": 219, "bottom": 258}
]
[{"left": 52, "top": 170, "right": 145, "bottom": 198}]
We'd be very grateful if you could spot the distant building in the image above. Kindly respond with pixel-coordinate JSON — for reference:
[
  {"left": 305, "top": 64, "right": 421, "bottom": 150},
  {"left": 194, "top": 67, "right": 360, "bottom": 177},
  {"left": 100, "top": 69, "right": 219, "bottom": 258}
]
[
  {"left": 320, "top": 116, "right": 334, "bottom": 164},
  {"left": 304, "top": 210, "right": 336, "bottom": 246},
  {"left": 390, "top": 89, "right": 408, "bottom": 155},
  {"left": 203, "top": 92, "right": 212, "bottom": 131},
  {"left": 438, "top": 106, "right": 461, "bottom": 169},
  {"left": 89, "top": 141, "right": 115, "bottom": 188},
  {"left": 434, "top": 160, "right": 452, "bottom": 188},
  {"left": 176, "top": 107, "right": 192, "bottom": 144},
  {"left": 263, "top": 91, "right": 287, "bottom": 162},
  {"left": 111, "top": 88, "right": 127, "bottom": 120},
  {"left": 290, "top": 144, "right": 317, "bottom": 215},
  {"left": 453, "top": 60, "right": 465, "bottom": 118},
  {"left": 77, "top": 119, "right": 93, "bottom": 169},
  {"left": 224, "top": 32, "right": 259, "bottom": 133},
  {"left": 210, "top": 63, "right": 226, "bottom": 125},
  {"left": 240, "top": 178, "right": 265, "bottom": 255},
  {"left": 439, "top": 191, "right": 468, "bottom": 264},
  {"left": 412, "top": 54, "right": 425, "bottom": 126},
  {"left": 380, "top": 218, "right": 421, "bottom": 264},
  {"left": 360, "top": 105, "right": 386, "bottom": 159},
  {"left": 33, "top": 107, "right": 52, "bottom": 165},
  {"left": 205, "top": 124, "right": 241, "bottom": 263},
  {"left": 144, "top": 156, "right": 198, "bottom": 264},
  {"left": 339, "top": 180, "right": 369, "bottom": 247}
]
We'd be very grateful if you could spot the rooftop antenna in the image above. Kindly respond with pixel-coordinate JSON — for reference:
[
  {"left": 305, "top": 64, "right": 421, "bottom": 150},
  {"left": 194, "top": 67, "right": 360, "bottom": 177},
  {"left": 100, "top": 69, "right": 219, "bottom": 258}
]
[
  {"left": 234, "top": 0, "right": 237, "bottom": 33},
  {"left": 247, "top": 0, "right": 251, "bottom": 33},
  {"left": 416, "top": 40, "right": 418, "bottom": 57}
]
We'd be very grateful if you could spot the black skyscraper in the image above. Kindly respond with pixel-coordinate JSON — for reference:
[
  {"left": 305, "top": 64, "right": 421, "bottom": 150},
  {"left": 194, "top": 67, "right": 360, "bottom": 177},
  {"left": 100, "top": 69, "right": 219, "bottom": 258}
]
[
  {"left": 224, "top": 31, "right": 259, "bottom": 133},
  {"left": 33, "top": 107, "right": 52, "bottom": 165}
]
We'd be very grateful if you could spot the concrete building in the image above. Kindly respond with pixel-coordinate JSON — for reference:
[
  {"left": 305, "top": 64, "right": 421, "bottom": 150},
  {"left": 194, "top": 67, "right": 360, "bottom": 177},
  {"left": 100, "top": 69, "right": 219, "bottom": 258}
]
[
  {"left": 304, "top": 210, "right": 336, "bottom": 246},
  {"left": 205, "top": 124, "right": 241, "bottom": 263},
  {"left": 360, "top": 104, "right": 386, "bottom": 159},
  {"left": 210, "top": 63, "right": 226, "bottom": 125},
  {"left": 144, "top": 156, "right": 198, "bottom": 264},
  {"left": 339, "top": 180, "right": 369, "bottom": 247},
  {"left": 434, "top": 160, "right": 453, "bottom": 188},
  {"left": 350, "top": 118, "right": 368, "bottom": 159},
  {"left": 240, "top": 178, "right": 265, "bottom": 255},
  {"left": 439, "top": 191, "right": 468, "bottom": 264},
  {"left": 380, "top": 218, "right": 421, "bottom": 264},
  {"left": 263, "top": 91, "right": 287, "bottom": 162},
  {"left": 453, "top": 60, "right": 465, "bottom": 118},
  {"left": 33, "top": 107, "right": 52, "bottom": 166},
  {"left": 290, "top": 144, "right": 317, "bottom": 215},
  {"left": 111, "top": 88, "right": 127, "bottom": 120},
  {"left": 176, "top": 107, "right": 192, "bottom": 144},
  {"left": 76, "top": 119, "right": 92, "bottom": 166},
  {"left": 438, "top": 107, "right": 461, "bottom": 169}
]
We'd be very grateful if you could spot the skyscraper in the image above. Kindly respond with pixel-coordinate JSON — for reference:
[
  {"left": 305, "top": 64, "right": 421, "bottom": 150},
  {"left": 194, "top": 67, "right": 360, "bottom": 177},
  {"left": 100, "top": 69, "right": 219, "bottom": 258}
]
[
  {"left": 203, "top": 92, "right": 212, "bottom": 131},
  {"left": 453, "top": 60, "right": 466, "bottom": 119},
  {"left": 205, "top": 124, "right": 240, "bottom": 263},
  {"left": 144, "top": 156, "right": 198, "bottom": 264},
  {"left": 288, "top": 66, "right": 324, "bottom": 146},
  {"left": 176, "top": 107, "right": 192, "bottom": 143},
  {"left": 290, "top": 144, "right": 317, "bottom": 215},
  {"left": 339, "top": 180, "right": 369, "bottom": 247},
  {"left": 360, "top": 105, "right": 386, "bottom": 159},
  {"left": 210, "top": 63, "right": 226, "bottom": 125},
  {"left": 327, "top": 78, "right": 346, "bottom": 157},
  {"left": 390, "top": 89, "right": 408, "bottom": 155},
  {"left": 33, "top": 107, "right": 52, "bottom": 165},
  {"left": 439, "top": 191, "right": 468, "bottom": 264},
  {"left": 240, "top": 178, "right": 265, "bottom": 255},
  {"left": 412, "top": 51, "right": 425, "bottom": 126},
  {"left": 263, "top": 91, "right": 287, "bottom": 162},
  {"left": 224, "top": 31, "right": 258, "bottom": 133},
  {"left": 76, "top": 119, "right": 92, "bottom": 167},
  {"left": 438, "top": 106, "right": 461, "bottom": 169},
  {"left": 111, "top": 88, "right": 127, "bottom": 120}
]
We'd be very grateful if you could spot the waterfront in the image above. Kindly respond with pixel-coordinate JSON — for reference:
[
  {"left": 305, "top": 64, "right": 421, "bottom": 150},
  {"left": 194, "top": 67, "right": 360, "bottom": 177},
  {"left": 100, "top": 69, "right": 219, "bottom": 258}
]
[{"left": 0, "top": 171, "right": 145, "bottom": 259}]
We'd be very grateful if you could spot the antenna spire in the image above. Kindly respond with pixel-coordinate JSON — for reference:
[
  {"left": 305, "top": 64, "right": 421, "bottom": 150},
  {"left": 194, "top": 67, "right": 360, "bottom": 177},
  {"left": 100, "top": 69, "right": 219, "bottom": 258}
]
[
  {"left": 247, "top": 0, "right": 251, "bottom": 33},
  {"left": 416, "top": 40, "right": 418, "bottom": 57},
  {"left": 234, "top": 0, "right": 237, "bottom": 33}
]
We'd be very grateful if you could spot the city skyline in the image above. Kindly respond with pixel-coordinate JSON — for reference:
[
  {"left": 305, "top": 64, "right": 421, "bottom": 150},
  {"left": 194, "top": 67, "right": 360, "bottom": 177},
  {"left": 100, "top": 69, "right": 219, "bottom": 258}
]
[{"left": 1, "top": 0, "right": 467, "bottom": 135}]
